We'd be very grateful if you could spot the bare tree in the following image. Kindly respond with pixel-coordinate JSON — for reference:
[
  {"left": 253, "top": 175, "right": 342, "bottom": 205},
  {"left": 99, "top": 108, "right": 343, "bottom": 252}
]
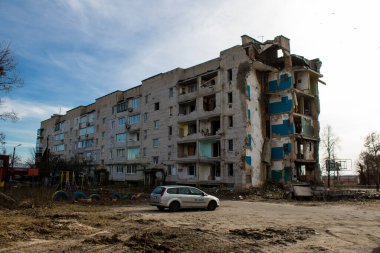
[
  {"left": 0, "top": 42, "right": 23, "bottom": 92},
  {"left": 321, "top": 125, "right": 340, "bottom": 187},
  {"left": 0, "top": 42, "right": 23, "bottom": 148},
  {"left": 25, "top": 148, "right": 36, "bottom": 168},
  {"left": 363, "top": 132, "right": 380, "bottom": 191}
]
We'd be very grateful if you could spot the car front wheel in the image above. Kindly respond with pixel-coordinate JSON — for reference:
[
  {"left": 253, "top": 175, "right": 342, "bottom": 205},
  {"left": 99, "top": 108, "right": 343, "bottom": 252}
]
[
  {"left": 207, "top": 200, "right": 217, "bottom": 211},
  {"left": 169, "top": 201, "right": 180, "bottom": 212}
]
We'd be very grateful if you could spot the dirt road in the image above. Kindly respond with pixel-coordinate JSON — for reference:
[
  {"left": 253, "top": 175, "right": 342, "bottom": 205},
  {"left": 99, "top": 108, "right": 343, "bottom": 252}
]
[{"left": 0, "top": 200, "right": 379, "bottom": 252}]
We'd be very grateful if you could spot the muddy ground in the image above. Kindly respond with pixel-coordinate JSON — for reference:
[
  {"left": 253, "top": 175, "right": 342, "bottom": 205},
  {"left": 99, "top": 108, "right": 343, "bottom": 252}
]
[{"left": 0, "top": 199, "right": 379, "bottom": 253}]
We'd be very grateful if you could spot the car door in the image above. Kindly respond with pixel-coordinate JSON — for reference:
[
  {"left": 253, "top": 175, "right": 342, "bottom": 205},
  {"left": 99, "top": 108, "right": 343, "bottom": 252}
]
[
  {"left": 178, "top": 187, "right": 192, "bottom": 208},
  {"left": 189, "top": 187, "right": 207, "bottom": 208}
]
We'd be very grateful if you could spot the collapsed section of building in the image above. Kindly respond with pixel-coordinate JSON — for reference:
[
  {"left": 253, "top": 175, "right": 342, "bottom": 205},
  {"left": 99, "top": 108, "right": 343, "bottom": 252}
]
[{"left": 36, "top": 34, "right": 324, "bottom": 189}]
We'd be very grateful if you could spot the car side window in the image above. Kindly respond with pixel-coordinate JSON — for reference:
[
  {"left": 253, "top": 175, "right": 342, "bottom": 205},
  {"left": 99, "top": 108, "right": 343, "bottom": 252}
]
[
  {"left": 189, "top": 188, "right": 203, "bottom": 195},
  {"left": 167, "top": 188, "right": 178, "bottom": 194},
  {"left": 178, "top": 187, "right": 190, "bottom": 195}
]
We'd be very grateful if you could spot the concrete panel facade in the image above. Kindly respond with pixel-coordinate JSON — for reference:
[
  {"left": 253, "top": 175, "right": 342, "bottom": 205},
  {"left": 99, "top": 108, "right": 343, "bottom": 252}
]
[{"left": 37, "top": 34, "right": 323, "bottom": 189}]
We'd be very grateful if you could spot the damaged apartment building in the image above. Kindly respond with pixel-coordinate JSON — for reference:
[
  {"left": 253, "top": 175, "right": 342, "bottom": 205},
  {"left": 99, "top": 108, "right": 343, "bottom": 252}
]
[{"left": 36, "top": 34, "right": 323, "bottom": 189}]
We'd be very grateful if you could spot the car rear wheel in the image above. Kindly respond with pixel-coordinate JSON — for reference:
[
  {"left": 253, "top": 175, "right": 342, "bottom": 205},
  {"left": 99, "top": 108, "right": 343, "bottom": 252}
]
[
  {"left": 169, "top": 201, "right": 180, "bottom": 212},
  {"left": 207, "top": 200, "right": 217, "bottom": 211},
  {"left": 157, "top": 206, "right": 165, "bottom": 211}
]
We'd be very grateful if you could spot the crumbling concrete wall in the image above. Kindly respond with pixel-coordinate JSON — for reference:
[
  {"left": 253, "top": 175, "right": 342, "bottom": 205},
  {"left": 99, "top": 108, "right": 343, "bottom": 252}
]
[
  {"left": 245, "top": 70, "right": 264, "bottom": 187},
  {"left": 38, "top": 34, "right": 322, "bottom": 189}
]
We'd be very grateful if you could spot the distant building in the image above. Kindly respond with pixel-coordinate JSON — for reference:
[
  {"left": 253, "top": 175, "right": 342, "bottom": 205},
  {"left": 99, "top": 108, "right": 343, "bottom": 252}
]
[{"left": 36, "top": 34, "right": 323, "bottom": 189}]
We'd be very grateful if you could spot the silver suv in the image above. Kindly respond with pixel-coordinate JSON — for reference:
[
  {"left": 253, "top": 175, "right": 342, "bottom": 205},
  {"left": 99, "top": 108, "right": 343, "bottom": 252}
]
[{"left": 150, "top": 185, "right": 220, "bottom": 211}]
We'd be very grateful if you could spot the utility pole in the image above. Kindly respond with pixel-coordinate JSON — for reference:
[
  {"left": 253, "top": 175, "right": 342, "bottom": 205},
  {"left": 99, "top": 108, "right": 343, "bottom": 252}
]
[
  {"left": 11, "top": 144, "right": 22, "bottom": 169},
  {"left": 5, "top": 144, "right": 21, "bottom": 190}
]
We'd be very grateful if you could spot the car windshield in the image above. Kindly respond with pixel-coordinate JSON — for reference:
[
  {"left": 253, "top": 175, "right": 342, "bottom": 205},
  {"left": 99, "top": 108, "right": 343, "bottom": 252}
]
[{"left": 152, "top": 186, "right": 164, "bottom": 194}]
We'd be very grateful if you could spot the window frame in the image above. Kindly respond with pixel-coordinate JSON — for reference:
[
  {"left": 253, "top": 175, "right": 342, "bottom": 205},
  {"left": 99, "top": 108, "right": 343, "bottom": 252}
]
[
  {"left": 154, "top": 120, "right": 160, "bottom": 129},
  {"left": 153, "top": 138, "right": 160, "bottom": 148},
  {"left": 228, "top": 139, "right": 233, "bottom": 151},
  {"left": 154, "top": 102, "right": 160, "bottom": 111}
]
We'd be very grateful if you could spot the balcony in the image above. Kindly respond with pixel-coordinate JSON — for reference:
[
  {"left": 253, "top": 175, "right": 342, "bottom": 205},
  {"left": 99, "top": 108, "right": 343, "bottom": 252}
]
[
  {"left": 199, "top": 140, "right": 221, "bottom": 162},
  {"left": 293, "top": 69, "right": 320, "bottom": 96},
  {"left": 295, "top": 139, "right": 316, "bottom": 162},
  {"left": 178, "top": 78, "right": 197, "bottom": 102},
  {"left": 199, "top": 116, "right": 221, "bottom": 140},
  {"left": 198, "top": 162, "right": 221, "bottom": 182},
  {"left": 178, "top": 100, "right": 197, "bottom": 122},
  {"left": 199, "top": 71, "right": 219, "bottom": 96},
  {"left": 126, "top": 122, "right": 141, "bottom": 132},
  {"left": 293, "top": 114, "right": 315, "bottom": 138},
  {"left": 37, "top": 128, "right": 43, "bottom": 138},
  {"left": 177, "top": 142, "right": 197, "bottom": 161},
  {"left": 179, "top": 100, "right": 196, "bottom": 115},
  {"left": 178, "top": 121, "right": 197, "bottom": 141}
]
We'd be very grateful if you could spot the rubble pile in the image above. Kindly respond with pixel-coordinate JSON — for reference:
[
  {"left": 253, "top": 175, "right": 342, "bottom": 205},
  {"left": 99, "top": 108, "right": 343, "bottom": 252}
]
[
  {"left": 201, "top": 183, "right": 286, "bottom": 201},
  {"left": 352, "top": 191, "right": 380, "bottom": 200},
  {"left": 0, "top": 192, "right": 18, "bottom": 209}
]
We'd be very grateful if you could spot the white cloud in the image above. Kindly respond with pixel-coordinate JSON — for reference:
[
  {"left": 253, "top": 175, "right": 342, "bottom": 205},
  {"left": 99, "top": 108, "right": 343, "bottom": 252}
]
[
  {"left": 1, "top": 0, "right": 380, "bottom": 168},
  {"left": 0, "top": 98, "right": 70, "bottom": 120}
]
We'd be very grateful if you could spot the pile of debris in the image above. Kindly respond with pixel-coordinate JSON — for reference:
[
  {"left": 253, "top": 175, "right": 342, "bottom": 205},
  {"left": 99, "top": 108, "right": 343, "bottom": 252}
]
[
  {"left": 202, "top": 184, "right": 380, "bottom": 202},
  {"left": 317, "top": 189, "right": 380, "bottom": 201},
  {"left": 351, "top": 190, "right": 380, "bottom": 200},
  {"left": 201, "top": 183, "right": 286, "bottom": 201},
  {"left": 0, "top": 192, "right": 18, "bottom": 209}
]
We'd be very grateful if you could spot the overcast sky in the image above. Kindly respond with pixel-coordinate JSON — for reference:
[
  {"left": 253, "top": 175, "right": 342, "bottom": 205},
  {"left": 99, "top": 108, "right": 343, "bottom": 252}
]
[{"left": 1, "top": 0, "right": 379, "bottom": 173}]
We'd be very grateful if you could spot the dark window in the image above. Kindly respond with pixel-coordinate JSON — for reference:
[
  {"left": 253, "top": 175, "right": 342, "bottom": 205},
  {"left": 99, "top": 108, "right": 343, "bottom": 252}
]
[
  {"left": 168, "top": 126, "right": 172, "bottom": 136},
  {"left": 203, "top": 94, "right": 216, "bottom": 111},
  {"left": 188, "top": 165, "right": 196, "bottom": 176},
  {"left": 154, "top": 102, "right": 160, "bottom": 111},
  {"left": 169, "top": 106, "right": 173, "bottom": 116},
  {"left": 215, "top": 166, "right": 221, "bottom": 177},
  {"left": 228, "top": 69, "right": 233, "bottom": 81},
  {"left": 167, "top": 165, "right": 173, "bottom": 175},
  {"left": 228, "top": 163, "right": 234, "bottom": 176},
  {"left": 228, "top": 139, "right": 233, "bottom": 151},
  {"left": 228, "top": 92, "right": 232, "bottom": 103},
  {"left": 266, "top": 119, "right": 270, "bottom": 138}
]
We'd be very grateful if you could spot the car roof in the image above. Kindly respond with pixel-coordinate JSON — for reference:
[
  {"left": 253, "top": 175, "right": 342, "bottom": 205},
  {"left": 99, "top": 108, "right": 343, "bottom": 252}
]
[{"left": 163, "top": 185, "right": 198, "bottom": 189}]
